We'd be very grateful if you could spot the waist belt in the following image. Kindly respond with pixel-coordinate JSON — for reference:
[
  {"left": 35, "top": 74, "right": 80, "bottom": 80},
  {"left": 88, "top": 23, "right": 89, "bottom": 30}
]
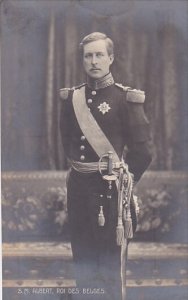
[{"left": 70, "top": 160, "right": 125, "bottom": 174}]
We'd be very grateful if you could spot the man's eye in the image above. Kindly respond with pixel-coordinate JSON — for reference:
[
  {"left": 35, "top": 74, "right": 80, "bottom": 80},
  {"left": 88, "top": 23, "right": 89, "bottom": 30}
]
[
  {"left": 97, "top": 53, "right": 103, "bottom": 57},
  {"left": 85, "top": 53, "right": 92, "bottom": 58}
]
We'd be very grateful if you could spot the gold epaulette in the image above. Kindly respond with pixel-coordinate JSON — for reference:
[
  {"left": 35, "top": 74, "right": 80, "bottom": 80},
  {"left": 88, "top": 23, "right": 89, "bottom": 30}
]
[
  {"left": 59, "top": 88, "right": 71, "bottom": 100},
  {"left": 59, "top": 83, "right": 86, "bottom": 100},
  {"left": 126, "top": 89, "right": 145, "bottom": 103},
  {"left": 115, "top": 83, "right": 145, "bottom": 103}
]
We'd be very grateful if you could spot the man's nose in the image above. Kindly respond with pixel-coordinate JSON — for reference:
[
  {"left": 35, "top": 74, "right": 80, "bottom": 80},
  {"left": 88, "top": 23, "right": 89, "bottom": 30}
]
[{"left": 91, "top": 55, "right": 97, "bottom": 65}]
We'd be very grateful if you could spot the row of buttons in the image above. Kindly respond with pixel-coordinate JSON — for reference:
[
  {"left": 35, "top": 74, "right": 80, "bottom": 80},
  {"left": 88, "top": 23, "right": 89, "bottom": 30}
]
[
  {"left": 87, "top": 90, "right": 96, "bottom": 106},
  {"left": 80, "top": 135, "right": 86, "bottom": 161},
  {"left": 80, "top": 91, "right": 96, "bottom": 161}
]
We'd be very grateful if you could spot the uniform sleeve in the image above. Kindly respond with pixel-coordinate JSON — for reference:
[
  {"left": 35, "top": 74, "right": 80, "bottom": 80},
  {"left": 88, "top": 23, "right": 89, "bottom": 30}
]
[
  {"left": 125, "top": 102, "right": 153, "bottom": 182},
  {"left": 59, "top": 90, "right": 72, "bottom": 158}
]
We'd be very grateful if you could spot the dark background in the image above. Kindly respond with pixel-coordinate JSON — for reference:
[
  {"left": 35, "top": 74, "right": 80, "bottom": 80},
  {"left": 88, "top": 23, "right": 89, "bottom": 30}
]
[
  {"left": 2, "top": 3, "right": 188, "bottom": 299},
  {"left": 2, "top": 0, "right": 188, "bottom": 172}
]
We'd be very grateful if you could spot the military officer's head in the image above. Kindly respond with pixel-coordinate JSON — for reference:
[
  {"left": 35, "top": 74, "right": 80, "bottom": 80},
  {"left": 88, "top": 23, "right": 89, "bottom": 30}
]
[{"left": 79, "top": 32, "right": 114, "bottom": 79}]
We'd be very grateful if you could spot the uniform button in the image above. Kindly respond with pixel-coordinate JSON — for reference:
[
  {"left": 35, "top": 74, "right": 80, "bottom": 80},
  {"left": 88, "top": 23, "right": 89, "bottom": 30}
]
[
  {"left": 80, "top": 145, "right": 85, "bottom": 150},
  {"left": 80, "top": 155, "right": 85, "bottom": 161},
  {"left": 92, "top": 91, "right": 96, "bottom": 95},
  {"left": 81, "top": 135, "right": 86, "bottom": 141},
  {"left": 88, "top": 99, "right": 93, "bottom": 104}
]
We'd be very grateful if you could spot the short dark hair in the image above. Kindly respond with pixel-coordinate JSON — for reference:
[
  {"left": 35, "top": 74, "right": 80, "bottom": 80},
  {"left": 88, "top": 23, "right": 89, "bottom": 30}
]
[{"left": 79, "top": 32, "right": 114, "bottom": 56}]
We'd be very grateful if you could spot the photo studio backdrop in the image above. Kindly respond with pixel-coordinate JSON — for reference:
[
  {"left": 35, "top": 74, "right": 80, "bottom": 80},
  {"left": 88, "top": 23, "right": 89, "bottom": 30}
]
[{"left": 2, "top": 1, "right": 188, "bottom": 242}]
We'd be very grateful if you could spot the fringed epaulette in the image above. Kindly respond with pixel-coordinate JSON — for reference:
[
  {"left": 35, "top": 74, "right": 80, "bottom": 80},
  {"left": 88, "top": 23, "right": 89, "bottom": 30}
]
[
  {"left": 59, "top": 83, "right": 86, "bottom": 100},
  {"left": 115, "top": 83, "right": 145, "bottom": 103},
  {"left": 127, "top": 89, "right": 145, "bottom": 103},
  {"left": 59, "top": 88, "right": 71, "bottom": 100}
]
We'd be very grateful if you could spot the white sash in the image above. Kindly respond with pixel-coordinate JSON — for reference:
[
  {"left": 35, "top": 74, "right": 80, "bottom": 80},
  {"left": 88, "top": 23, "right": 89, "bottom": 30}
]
[{"left": 72, "top": 86, "right": 120, "bottom": 162}]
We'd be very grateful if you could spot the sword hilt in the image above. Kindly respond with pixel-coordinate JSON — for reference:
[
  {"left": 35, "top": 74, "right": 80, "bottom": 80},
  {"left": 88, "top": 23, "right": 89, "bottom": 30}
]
[{"left": 99, "top": 151, "right": 117, "bottom": 181}]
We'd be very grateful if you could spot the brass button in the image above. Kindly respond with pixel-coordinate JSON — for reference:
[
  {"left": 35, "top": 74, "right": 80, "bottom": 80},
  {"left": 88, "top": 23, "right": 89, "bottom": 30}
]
[
  {"left": 80, "top": 155, "right": 85, "bottom": 161},
  {"left": 81, "top": 135, "right": 85, "bottom": 141},
  {"left": 92, "top": 91, "right": 96, "bottom": 95},
  {"left": 88, "top": 99, "right": 93, "bottom": 104},
  {"left": 80, "top": 145, "right": 85, "bottom": 150}
]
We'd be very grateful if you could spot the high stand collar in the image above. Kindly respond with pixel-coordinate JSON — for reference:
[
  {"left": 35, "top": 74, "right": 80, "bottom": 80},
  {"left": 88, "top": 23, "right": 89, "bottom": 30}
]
[{"left": 87, "top": 73, "right": 114, "bottom": 90}]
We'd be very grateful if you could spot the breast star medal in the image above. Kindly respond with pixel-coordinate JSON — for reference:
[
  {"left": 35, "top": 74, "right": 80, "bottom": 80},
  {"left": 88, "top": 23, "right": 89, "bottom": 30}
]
[{"left": 98, "top": 102, "right": 111, "bottom": 115}]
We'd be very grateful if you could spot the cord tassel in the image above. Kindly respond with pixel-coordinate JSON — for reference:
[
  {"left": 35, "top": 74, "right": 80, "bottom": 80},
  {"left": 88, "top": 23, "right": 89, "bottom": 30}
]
[
  {"left": 124, "top": 210, "right": 133, "bottom": 239},
  {"left": 98, "top": 206, "right": 105, "bottom": 226},
  {"left": 116, "top": 167, "right": 124, "bottom": 246},
  {"left": 116, "top": 217, "right": 124, "bottom": 246}
]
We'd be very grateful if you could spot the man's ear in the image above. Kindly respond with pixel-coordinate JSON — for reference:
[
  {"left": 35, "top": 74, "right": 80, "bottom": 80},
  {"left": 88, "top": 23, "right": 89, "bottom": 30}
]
[{"left": 109, "top": 54, "right": 114, "bottom": 65}]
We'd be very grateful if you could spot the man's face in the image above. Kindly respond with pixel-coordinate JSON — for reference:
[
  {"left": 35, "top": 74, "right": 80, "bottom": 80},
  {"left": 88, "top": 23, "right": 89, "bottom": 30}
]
[{"left": 83, "top": 39, "right": 114, "bottom": 79}]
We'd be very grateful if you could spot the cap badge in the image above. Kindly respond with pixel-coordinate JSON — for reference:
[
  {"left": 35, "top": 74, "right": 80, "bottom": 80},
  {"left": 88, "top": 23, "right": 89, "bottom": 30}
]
[{"left": 98, "top": 102, "right": 111, "bottom": 115}]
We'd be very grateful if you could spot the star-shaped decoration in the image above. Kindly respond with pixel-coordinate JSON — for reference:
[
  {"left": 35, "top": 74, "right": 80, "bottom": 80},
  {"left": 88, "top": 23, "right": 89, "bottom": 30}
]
[{"left": 98, "top": 102, "right": 111, "bottom": 115}]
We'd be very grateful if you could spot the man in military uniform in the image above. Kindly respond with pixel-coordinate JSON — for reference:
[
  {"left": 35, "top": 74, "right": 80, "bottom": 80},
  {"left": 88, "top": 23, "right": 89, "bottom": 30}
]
[{"left": 60, "top": 32, "right": 152, "bottom": 300}]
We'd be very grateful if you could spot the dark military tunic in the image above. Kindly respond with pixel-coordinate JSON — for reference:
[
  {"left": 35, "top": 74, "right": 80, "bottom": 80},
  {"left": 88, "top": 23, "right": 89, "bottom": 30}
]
[{"left": 60, "top": 73, "right": 152, "bottom": 300}]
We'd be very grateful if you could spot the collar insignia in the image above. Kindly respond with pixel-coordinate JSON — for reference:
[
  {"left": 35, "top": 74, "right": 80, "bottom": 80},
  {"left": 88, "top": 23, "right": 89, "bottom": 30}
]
[
  {"left": 98, "top": 102, "right": 111, "bottom": 115},
  {"left": 87, "top": 72, "right": 114, "bottom": 90}
]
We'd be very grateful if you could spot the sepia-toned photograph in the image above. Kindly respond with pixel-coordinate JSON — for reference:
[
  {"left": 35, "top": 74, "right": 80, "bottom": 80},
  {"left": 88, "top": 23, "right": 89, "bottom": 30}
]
[{"left": 1, "top": 1, "right": 188, "bottom": 300}]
